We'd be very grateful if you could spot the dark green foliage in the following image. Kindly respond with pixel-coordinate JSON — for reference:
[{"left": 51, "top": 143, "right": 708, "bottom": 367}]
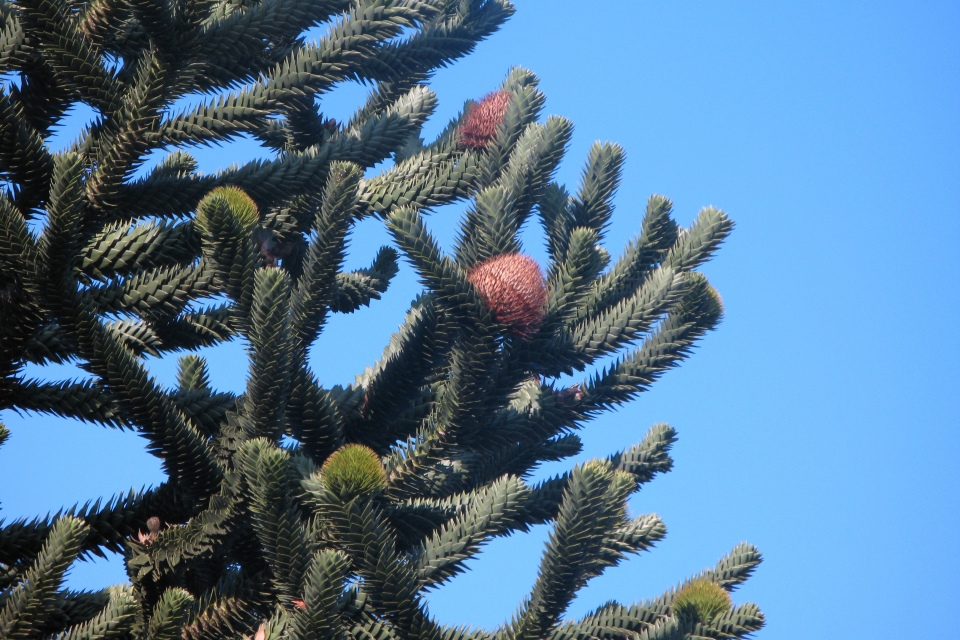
[
  {"left": 0, "top": 516, "right": 92, "bottom": 638},
  {"left": 0, "top": 2, "right": 764, "bottom": 639}
]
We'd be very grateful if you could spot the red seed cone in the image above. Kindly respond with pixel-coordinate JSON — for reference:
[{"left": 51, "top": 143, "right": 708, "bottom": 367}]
[
  {"left": 467, "top": 253, "right": 546, "bottom": 339},
  {"left": 459, "top": 91, "right": 511, "bottom": 149}
]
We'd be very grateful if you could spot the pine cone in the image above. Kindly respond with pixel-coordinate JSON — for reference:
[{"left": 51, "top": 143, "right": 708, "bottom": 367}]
[
  {"left": 468, "top": 253, "right": 546, "bottom": 339},
  {"left": 556, "top": 383, "right": 585, "bottom": 406},
  {"left": 321, "top": 444, "right": 388, "bottom": 499},
  {"left": 136, "top": 516, "right": 162, "bottom": 546},
  {"left": 672, "top": 579, "right": 733, "bottom": 624},
  {"left": 459, "top": 91, "right": 511, "bottom": 149}
]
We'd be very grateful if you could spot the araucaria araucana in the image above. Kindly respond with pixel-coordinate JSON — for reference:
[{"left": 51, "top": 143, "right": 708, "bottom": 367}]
[{"left": 0, "top": 2, "right": 764, "bottom": 639}]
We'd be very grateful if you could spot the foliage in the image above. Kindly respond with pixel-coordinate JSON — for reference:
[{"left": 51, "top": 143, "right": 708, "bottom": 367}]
[{"left": 0, "top": 1, "right": 763, "bottom": 639}]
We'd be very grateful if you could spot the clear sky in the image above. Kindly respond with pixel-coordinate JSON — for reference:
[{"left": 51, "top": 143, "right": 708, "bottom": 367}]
[{"left": 2, "top": 1, "right": 958, "bottom": 638}]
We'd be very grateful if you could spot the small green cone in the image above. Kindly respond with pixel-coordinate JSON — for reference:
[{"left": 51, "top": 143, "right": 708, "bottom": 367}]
[
  {"left": 321, "top": 444, "right": 387, "bottom": 499},
  {"left": 196, "top": 186, "right": 259, "bottom": 235},
  {"left": 672, "top": 579, "right": 732, "bottom": 624}
]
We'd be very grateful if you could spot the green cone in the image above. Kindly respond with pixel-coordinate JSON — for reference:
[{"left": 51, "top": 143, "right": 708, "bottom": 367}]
[
  {"left": 196, "top": 186, "right": 260, "bottom": 236},
  {"left": 672, "top": 579, "right": 733, "bottom": 624},
  {"left": 321, "top": 444, "right": 388, "bottom": 499}
]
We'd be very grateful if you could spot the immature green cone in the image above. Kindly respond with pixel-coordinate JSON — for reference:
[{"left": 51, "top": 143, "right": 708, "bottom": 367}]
[
  {"left": 196, "top": 186, "right": 260, "bottom": 235},
  {"left": 320, "top": 444, "right": 388, "bottom": 500},
  {"left": 672, "top": 579, "right": 733, "bottom": 624}
]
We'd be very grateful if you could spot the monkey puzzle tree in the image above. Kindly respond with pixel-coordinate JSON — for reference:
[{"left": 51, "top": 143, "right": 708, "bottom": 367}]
[{"left": 0, "top": 2, "right": 764, "bottom": 639}]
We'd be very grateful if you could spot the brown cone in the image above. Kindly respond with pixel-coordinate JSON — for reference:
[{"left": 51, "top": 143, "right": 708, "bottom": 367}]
[
  {"left": 556, "top": 383, "right": 585, "bottom": 405},
  {"left": 459, "top": 91, "right": 511, "bottom": 149},
  {"left": 467, "top": 253, "right": 546, "bottom": 339},
  {"left": 136, "top": 516, "right": 162, "bottom": 546}
]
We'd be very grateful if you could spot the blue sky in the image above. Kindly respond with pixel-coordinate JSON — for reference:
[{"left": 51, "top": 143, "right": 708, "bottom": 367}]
[{"left": 2, "top": 1, "right": 958, "bottom": 637}]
